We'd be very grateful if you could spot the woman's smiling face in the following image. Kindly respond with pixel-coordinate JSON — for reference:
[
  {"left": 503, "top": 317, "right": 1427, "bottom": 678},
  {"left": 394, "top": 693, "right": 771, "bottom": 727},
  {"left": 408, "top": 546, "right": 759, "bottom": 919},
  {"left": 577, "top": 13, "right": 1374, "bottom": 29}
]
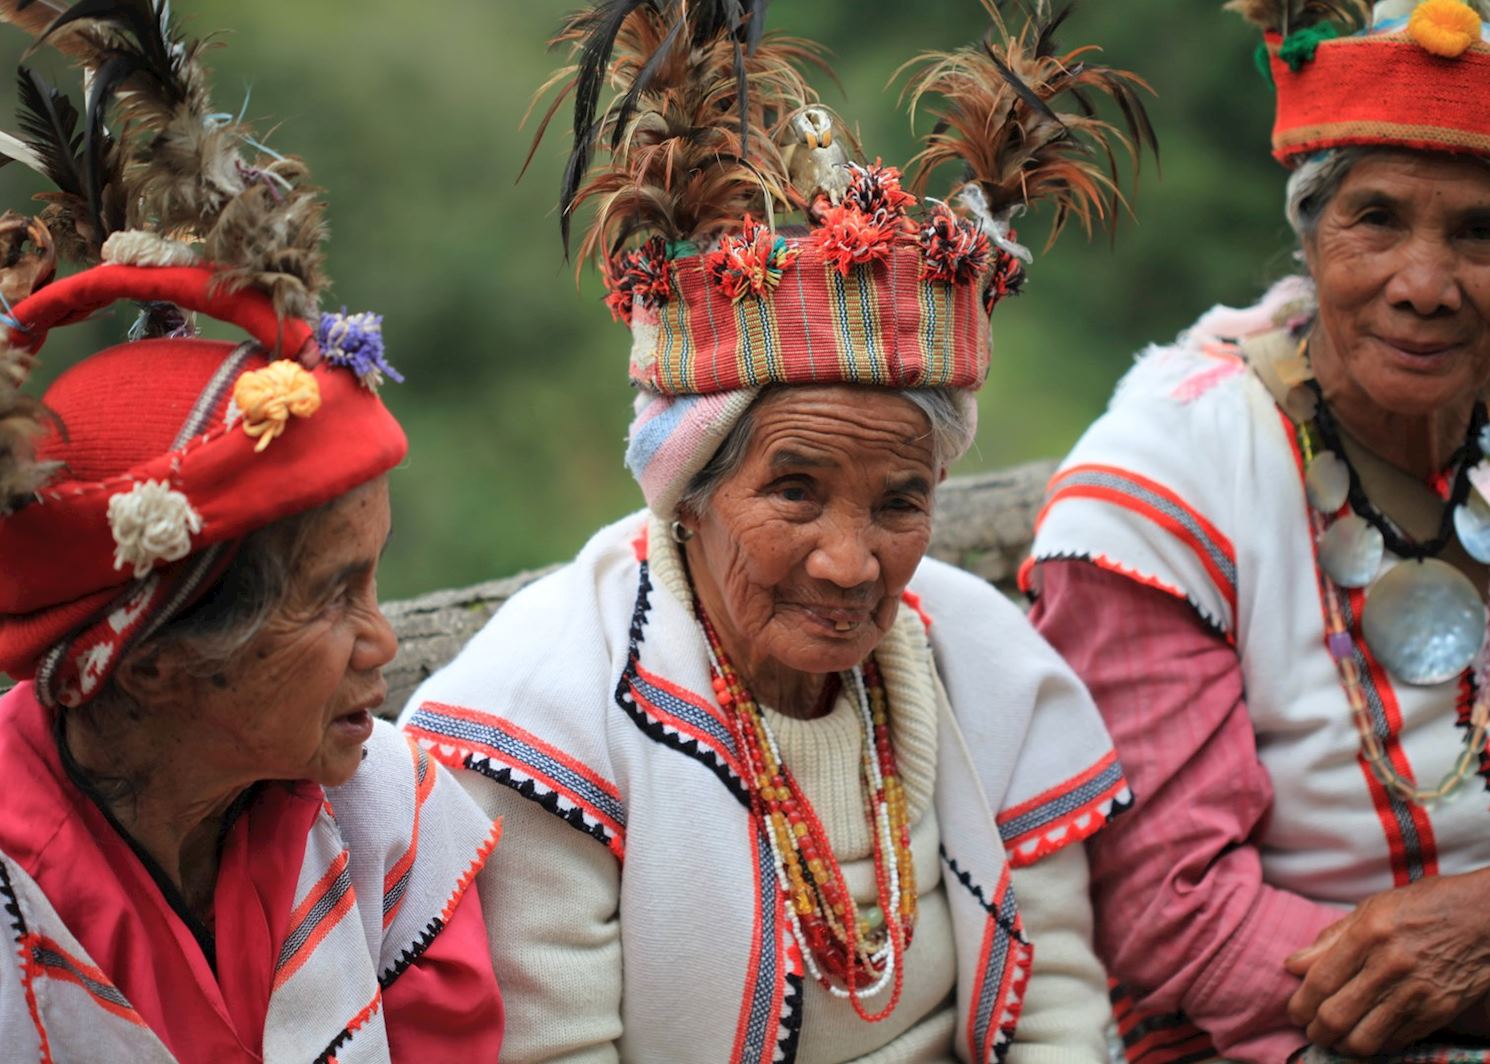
[
  {"left": 1306, "top": 151, "right": 1490, "bottom": 419},
  {"left": 682, "top": 386, "right": 939, "bottom": 684}
]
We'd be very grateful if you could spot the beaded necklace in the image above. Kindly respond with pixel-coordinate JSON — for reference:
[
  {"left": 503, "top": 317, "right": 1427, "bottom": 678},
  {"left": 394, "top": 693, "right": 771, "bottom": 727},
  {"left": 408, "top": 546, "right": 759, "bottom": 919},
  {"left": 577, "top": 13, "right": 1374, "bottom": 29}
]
[
  {"left": 1305, "top": 378, "right": 1485, "bottom": 561},
  {"left": 1297, "top": 419, "right": 1490, "bottom": 806},
  {"left": 697, "top": 605, "right": 917, "bottom": 1023}
]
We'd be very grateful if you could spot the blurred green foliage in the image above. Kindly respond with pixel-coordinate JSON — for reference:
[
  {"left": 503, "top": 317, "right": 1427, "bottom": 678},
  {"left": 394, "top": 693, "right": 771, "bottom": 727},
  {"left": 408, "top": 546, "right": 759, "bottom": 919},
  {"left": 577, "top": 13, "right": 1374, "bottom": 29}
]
[{"left": 1, "top": 1, "right": 1301, "bottom": 600}]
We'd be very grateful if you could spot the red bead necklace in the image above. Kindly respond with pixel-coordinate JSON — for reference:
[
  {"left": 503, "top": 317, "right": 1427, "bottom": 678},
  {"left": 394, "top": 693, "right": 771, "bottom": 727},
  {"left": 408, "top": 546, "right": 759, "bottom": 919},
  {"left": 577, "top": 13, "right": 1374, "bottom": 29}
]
[{"left": 698, "top": 604, "right": 918, "bottom": 1022}]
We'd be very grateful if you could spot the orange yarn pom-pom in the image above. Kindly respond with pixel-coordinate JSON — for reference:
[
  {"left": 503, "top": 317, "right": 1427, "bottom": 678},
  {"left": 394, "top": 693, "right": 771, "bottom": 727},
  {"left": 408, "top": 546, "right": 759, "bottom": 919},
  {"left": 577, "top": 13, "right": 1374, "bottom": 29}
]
[
  {"left": 233, "top": 360, "right": 321, "bottom": 452},
  {"left": 1409, "top": 0, "right": 1483, "bottom": 58}
]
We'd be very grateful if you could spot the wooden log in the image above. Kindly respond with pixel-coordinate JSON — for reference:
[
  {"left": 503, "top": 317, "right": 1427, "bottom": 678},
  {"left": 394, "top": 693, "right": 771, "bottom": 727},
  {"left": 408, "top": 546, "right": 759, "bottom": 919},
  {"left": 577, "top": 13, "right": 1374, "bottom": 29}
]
[{"left": 377, "top": 458, "right": 1056, "bottom": 716}]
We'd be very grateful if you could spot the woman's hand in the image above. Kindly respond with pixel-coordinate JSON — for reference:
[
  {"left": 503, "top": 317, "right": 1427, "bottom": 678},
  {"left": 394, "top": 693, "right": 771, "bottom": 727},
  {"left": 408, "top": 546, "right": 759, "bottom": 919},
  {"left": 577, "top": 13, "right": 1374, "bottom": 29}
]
[{"left": 1284, "top": 868, "right": 1490, "bottom": 1056}]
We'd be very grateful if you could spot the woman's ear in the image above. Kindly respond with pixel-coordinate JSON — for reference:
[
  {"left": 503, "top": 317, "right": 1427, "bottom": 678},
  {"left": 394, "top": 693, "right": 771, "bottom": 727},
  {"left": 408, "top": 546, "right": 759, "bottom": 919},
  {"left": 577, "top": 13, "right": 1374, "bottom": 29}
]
[
  {"left": 938, "top": 466, "right": 949, "bottom": 485},
  {"left": 113, "top": 642, "right": 195, "bottom": 710}
]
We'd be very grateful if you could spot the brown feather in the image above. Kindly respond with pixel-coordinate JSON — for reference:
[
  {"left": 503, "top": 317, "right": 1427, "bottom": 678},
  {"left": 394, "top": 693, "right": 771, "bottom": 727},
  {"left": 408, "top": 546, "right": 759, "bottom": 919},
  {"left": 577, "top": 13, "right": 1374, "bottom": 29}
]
[
  {"left": 532, "top": 1, "right": 819, "bottom": 266},
  {"left": 900, "top": 0, "right": 1158, "bottom": 249},
  {"left": 5, "top": 4, "right": 330, "bottom": 312},
  {"left": 1223, "top": 0, "right": 1371, "bottom": 34}
]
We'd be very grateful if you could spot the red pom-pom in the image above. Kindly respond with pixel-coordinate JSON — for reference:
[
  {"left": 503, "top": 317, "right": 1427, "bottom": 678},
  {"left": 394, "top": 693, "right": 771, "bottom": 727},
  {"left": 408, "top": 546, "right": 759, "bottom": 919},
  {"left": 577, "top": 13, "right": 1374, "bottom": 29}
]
[
  {"left": 603, "top": 235, "right": 672, "bottom": 325},
  {"left": 917, "top": 203, "right": 991, "bottom": 285},
  {"left": 810, "top": 202, "right": 901, "bottom": 276},
  {"left": 844, "top": 160, "right": 918, "bottom": 220},
  {"left": 983, "top": 245, "right": 1027, "bottom": 312},
  {"left": 705, "top": 216, "right": 801, "bottom": 302}
]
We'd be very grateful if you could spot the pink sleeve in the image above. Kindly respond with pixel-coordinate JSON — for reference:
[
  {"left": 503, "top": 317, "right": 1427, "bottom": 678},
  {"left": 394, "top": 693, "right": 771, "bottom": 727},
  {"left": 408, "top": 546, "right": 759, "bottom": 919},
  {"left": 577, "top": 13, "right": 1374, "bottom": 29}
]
[
  {"left": 1030, "top": 559, "right": 1344, "bottom": 1064},
  {"left": 382, "top": 884, "right": 504, "bottom": 1061}
]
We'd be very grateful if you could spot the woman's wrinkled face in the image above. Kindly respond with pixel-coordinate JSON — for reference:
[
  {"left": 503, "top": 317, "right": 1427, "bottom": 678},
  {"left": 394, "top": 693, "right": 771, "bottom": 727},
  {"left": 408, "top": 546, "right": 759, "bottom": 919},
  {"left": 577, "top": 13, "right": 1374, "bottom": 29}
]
[
  {"left": 1306, "top": 151, "right": 1490, "bottom": 417},
  {"left": 683, "top": 386, "right": 939, "bottom": 680},
  {"left": 187, "top": 477, "right": 397, "bottom": 789}
]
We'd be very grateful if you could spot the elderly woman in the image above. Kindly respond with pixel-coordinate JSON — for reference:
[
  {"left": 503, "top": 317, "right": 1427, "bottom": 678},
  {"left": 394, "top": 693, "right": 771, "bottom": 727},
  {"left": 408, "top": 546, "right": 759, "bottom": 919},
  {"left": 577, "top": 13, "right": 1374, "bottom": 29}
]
[
  {"left": 0, "top": 5, "right": 502, "bottom": 1060},
  {"left": 401, "top": 3, "right": 1151, "bottom": 1062},
  {"left": 1024, "top": 1, "right": 1490, "bottom": 1060}
]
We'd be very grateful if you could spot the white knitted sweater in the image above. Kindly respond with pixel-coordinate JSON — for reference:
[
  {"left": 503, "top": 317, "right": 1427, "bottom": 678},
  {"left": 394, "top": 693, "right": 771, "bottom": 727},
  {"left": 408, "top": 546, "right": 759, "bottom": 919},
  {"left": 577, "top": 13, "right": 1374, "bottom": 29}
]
[{"left": 404, "top": 512, "right": 1129, "bottom": 1063}]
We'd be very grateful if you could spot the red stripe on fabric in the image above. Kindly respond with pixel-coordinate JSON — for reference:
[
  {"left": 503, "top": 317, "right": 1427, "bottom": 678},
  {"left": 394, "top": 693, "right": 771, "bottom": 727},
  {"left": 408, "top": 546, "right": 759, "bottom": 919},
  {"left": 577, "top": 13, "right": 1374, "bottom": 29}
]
[
  {"left": 1126, "top": 1029, "right": 1218, "bottom": 1064},
  {"left": 19, "top": 945, "right": 55, "bottom": 1064},
  {"left": 966, "top": 903, "right": 1001, "bottom": 1062},
  {"left": 1002, "top": 780, "right": 1131, "bottom": 870},
  {"left": 630, "top": 665, "right": 748, "bottom": 782},
  {"left": 276, "top": 875, "right": 357, "bottom": 991},
  {"left": 1350, "top": 585, "right": 1440, "bottom": 883},
  {"left": 415, "top": 702, "right": 622, "bottom": 801},
  {"left": 999, "top": 750, "right": 1119, "bottom": 824},
  {"left": 730, "top": 825, "right": 770, "bottom": 1064},
  {"left": 407, "top": 714, "right": 625, "bottom": 856},
  {"left": 1277, "top": 410, "right": 1433, "bottom": 888},
  {"left": 1041, "top": 465, "right": 1235, "bottom": 560},
  {"left": 1041, "top": 464, "right": 1237, "bottom": 614},
  {"left": 25, "top": 934, "right": 146, "bottom": 1027},
  {"left": 342, "top": 987, "right": 384, "bottom": 1041},
  {"left": 875, "top": 255, "right": 903, "bottom": 385},
  {"left": 965, "top": 865, "right": 1028, "bottom": 1064},
  {"left": 286, "top": 849, "right": 349, "bottom": 934},
  {"left": 382, "top": 738, "right": 436, "bottom": 930}
]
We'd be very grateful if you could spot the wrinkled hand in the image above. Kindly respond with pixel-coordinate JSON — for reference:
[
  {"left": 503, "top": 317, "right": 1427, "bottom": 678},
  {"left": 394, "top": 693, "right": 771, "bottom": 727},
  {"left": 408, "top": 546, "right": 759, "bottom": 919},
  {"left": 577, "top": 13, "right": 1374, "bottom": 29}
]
[{"left": 1285, "top": 869, "right": 1490, "bottom": 1057}]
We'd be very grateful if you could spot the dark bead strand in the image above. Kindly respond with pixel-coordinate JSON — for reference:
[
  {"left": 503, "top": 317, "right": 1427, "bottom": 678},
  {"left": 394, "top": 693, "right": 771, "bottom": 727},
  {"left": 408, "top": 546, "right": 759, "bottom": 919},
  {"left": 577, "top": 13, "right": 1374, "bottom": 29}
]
[{"left": 1307, "top": 378, "right": 1487, "bottom": 561}]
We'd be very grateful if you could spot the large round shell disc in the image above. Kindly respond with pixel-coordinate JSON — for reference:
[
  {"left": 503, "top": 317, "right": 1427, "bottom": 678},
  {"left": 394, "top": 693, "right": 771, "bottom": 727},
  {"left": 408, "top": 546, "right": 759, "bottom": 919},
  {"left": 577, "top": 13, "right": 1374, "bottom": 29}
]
[
  {"left": 1320, "top": 515, "right": 1385, "bottom": 589},
  {"left": 1285, "top": 385, "right": 1319, "bottom": 423},
  {"left": 1362, "top": 559, "right": 1486, "bottom": 685},
  {"left": 1455, "top": 494, "right": 1490, "bottom": 564},
  {"left": 1305, "top": 452, "right": 1350, "bottom": 514}
]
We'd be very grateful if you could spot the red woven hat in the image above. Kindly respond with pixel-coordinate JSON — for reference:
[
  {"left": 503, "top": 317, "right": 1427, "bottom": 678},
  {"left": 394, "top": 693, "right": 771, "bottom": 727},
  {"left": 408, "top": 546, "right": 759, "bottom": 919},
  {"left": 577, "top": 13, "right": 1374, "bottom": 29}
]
[
  {"left": 1231, "top": 0, "right": 1490, "bottom": 165},
  {"left": 0, "top": 3, "right": 406, "bottom": 706},
  {"left": 539, "top": 1, "right": 1159, "bottom": 402}
]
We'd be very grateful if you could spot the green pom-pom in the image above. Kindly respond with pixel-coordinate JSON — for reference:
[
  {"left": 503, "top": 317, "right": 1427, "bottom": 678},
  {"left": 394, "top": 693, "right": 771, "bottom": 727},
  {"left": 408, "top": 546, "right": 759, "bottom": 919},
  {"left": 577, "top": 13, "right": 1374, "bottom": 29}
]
[
  {"left": 1253, "top": 40, "right": 1275, "bottom": 86},
  {"left": 1278, "top": 23, "right": 1341, "bottom": 72}
]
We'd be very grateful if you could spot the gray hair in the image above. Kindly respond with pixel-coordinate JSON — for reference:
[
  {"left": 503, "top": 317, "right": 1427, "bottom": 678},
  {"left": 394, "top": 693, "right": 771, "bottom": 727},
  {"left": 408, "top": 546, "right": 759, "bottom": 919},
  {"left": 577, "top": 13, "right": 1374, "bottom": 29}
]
[
  {"left": 1285, "top": 146, "right": 1490, "bottom": 243},
  {"left": 677, "top": 386, "right": 973, "bottom": 518},
  {"left": 1284, "top": 147, "right": 1370, "bottom": 241}
]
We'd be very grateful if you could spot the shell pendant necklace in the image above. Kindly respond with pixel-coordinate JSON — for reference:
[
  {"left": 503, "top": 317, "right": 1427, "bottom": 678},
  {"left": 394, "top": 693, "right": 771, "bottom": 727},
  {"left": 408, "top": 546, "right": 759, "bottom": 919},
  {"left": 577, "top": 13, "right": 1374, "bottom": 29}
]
[
  {"left": 1302, "top": 374, "right": 1490, "bottom": 686},
  {"left": 1295, "top": 361, "right": 1490, "bottom": 805}
]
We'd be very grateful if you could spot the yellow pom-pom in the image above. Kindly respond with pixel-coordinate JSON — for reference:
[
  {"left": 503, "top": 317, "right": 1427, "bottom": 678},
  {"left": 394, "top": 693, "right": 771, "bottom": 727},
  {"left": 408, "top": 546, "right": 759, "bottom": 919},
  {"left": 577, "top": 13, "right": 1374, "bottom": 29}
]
[
  {"left": 1409, "top": 0, "right": 1483, "bottom": 58},
  {"left": 232, "top": 360, "right": 321, "bottom": 452}
]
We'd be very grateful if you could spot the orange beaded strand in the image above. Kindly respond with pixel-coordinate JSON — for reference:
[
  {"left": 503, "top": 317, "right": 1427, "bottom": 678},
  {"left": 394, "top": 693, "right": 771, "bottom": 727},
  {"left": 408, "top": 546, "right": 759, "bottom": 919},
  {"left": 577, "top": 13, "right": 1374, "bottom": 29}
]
[{"left": 699, "top": 606, "right": 917, "bottom": 1022}]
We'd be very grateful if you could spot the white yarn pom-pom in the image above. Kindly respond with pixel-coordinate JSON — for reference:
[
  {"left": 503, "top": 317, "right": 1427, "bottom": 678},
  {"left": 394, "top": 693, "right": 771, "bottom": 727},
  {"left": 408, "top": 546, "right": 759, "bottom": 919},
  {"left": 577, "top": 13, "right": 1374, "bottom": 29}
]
[
  {"left": 101, "top": 230, "right": 201, "bottom": 268},
  {"left": 107, "top": 480, "right": 203, "bottom": 578}
]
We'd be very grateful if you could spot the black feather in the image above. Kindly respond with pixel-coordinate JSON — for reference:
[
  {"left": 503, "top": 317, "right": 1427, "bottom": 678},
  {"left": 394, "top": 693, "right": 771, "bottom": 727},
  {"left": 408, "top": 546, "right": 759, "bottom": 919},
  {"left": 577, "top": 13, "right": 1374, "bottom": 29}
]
[
  {"left": 29, "top": 0, "right": 189, "bottom": 107},
  {"left": 14, "top": 67, "right": 84, "bottom": 195},
  {"left": 562, "top": 0, "right": 653, "bottom": 254},
  {"left": 981, "top": 37, "right": 1065, "bottom": 133},
  {"left": 82, "top": 52, "right": 133, "bottom": 234},
  {"left": 608, "top": 10, "right": 687, "bottom": 152},
  {"left": 1033, "top": 2, "right": 1075, "bottom": 60},
  {"left": 557, "top": 0, "right": 770, "bottom": 256}
]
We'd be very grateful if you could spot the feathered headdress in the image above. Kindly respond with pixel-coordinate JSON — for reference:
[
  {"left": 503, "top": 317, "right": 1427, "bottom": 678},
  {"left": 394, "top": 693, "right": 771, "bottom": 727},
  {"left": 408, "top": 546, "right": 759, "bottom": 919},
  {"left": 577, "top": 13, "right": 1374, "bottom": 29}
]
[
  {"left": 529, "top": 0, "right": 1156, "bottom": 402},
  {"left": 1229, "top": 0, "right": 1490, "bottom": 165},
  {"left": 0, "top": 1, "right": 407, "bottom": 709},
  {"left": 530, "top": 0, "right": 825, "bottom": 263},
  {"left": 0, "top": 0, "right": 325, "bottom": 312},
  {"left": 0, "top": 0, "right": 343, "bottom": 511}
]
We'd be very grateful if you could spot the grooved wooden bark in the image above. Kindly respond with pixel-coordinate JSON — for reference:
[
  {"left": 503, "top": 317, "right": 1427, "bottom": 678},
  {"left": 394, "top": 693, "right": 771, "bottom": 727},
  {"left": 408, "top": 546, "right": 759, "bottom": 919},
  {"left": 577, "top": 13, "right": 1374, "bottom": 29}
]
[{"left": 377, "top": 458, "right": 1056, "bottom": 716}]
